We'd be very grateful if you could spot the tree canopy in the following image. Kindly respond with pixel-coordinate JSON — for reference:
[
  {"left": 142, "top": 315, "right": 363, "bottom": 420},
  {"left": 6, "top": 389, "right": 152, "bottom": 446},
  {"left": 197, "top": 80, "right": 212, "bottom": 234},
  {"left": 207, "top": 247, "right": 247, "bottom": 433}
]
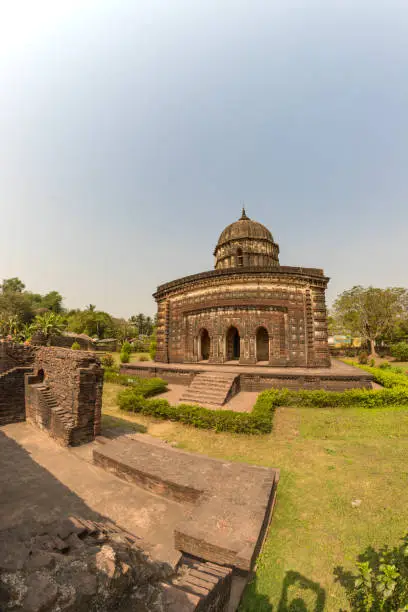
[{"left": 331, "top": 285, "right": 408, "bottom": 354}]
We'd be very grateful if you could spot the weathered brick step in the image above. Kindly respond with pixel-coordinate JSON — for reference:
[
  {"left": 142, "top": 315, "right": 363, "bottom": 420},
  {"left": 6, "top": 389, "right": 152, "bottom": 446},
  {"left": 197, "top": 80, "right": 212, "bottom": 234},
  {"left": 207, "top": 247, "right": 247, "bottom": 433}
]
[{"left": 180, "top": 372, "right": 238, "bottom": 406}]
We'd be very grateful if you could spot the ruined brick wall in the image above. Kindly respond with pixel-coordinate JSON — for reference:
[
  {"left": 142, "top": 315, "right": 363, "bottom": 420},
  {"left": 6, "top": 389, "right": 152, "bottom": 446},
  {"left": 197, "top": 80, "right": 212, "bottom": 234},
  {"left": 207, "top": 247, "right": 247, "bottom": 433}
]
[
  {"left": 0, "top": 341, "right": 35, "bottom": 374},
  {"left": 26, "top": 347, "right": 104, "bottom": 446},
  {"left": 0, "top": 367, "right": 33, "bottom": 426},
  {"left": 154, "top": 268, "right": 330, "bottom": 368}
]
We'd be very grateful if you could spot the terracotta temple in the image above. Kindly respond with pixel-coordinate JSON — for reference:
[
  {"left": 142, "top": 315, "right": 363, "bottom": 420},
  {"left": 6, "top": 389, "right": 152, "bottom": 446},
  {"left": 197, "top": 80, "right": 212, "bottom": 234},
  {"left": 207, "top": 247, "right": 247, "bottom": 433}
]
[{"left": 154, "top": 210, "right": 330, "bottom": 367}]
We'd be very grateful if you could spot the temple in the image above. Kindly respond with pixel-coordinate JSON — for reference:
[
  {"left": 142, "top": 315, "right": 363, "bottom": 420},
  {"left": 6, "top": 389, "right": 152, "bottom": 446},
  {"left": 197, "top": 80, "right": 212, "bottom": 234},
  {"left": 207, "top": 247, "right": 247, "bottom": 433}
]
[{"left": 154, "top": 210, "right": 330, "bottom": 367}]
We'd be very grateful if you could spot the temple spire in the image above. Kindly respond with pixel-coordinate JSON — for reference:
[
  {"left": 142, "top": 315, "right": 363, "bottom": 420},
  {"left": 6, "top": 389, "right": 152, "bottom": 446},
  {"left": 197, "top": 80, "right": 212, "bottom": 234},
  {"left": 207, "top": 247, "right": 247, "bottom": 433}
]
[{"left": 240, "top": 206, "right": 249, "bottom": 220}]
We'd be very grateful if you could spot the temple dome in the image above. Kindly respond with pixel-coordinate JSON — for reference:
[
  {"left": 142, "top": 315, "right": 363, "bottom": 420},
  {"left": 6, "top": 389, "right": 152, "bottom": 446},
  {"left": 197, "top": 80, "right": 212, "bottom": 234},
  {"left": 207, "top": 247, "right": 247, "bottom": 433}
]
[
  {"left": 216, "top": 209, "right": 274, "bottom": 248},
  {"left": 214, "top": 209, "right": 280, "bottom": 270}
]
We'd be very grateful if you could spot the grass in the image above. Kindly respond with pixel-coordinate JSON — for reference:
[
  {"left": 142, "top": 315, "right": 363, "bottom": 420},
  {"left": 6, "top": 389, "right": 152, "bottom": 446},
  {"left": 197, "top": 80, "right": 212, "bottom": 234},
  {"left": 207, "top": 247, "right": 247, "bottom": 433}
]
[
  {"left": 111, "top": 351, "right": 151, "bottom": 366},
  {"left": 102, "top": 382, "right": 408, "bottom": 611}
]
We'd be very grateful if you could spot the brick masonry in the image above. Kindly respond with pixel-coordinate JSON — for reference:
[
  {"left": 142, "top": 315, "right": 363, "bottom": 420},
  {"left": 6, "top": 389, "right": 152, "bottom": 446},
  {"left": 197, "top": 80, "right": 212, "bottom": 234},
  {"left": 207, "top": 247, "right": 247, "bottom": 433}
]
[
  {"left": 26, "top": 347, "right": 104, "bottom": 446},
  {"left": 153, "top": 213, "right": 331, "bottom": 368}
]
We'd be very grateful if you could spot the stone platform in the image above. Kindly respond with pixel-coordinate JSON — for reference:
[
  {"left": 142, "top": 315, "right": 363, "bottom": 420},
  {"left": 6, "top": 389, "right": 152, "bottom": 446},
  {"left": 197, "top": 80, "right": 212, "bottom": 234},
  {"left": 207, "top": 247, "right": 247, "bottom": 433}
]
[
  {"left": 94, "top": 434, "right": 279, "bottom": 571},
  {"left": 0, "top": 422, "right": 279, "bottom": 610},
  {"left": 121, "top": 358, "right": 373, "bottom": 392}
]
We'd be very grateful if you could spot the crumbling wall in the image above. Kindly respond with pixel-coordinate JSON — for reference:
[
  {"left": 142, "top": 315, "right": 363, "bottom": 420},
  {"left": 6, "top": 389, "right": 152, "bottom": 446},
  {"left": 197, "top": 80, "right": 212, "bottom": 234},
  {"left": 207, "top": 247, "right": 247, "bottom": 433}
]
[
  {"left": 0, "top": 367, "right": 33, "bottom": 426},
  {"left": 0, "top": 341, "right": 34, "bottom": 374},
  {"left": 26, "top": 347, "right": 104, "bottom": 446}
]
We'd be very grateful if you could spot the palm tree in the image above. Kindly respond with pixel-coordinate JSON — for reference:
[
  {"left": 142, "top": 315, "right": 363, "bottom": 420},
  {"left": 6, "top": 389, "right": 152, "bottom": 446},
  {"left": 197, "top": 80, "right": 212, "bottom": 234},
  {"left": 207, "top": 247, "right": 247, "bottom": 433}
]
[{"left": 31, "top": 312, "right": 66, "bottom": 341}]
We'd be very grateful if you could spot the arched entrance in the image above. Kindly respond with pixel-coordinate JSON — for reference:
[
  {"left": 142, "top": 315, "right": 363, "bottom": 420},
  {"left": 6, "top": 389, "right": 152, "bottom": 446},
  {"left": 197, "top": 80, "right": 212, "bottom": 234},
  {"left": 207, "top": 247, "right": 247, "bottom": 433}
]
[
  {"left": 256, "top": 327, "right": 269, "bottom": 361},
  {"left": 199, "top": 329, "right": 210, "bottom": 361},
  {"left": 226, "top": 326, "right": 240, "bottom": 360}
]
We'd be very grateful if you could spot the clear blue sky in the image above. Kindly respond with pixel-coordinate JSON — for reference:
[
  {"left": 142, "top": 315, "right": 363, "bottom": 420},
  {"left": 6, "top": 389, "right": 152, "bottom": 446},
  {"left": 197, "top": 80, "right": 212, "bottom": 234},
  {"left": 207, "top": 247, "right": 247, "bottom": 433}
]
[{"left": 1, "top": 1, "right": 407, "bottom": 317}]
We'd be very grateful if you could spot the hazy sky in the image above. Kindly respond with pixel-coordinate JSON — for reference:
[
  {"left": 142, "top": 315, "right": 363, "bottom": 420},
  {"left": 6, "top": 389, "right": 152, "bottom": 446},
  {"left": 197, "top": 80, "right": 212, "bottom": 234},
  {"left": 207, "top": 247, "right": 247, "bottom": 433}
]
[{"left": 1, "top": 0, "right": 407, "bottom": 317}]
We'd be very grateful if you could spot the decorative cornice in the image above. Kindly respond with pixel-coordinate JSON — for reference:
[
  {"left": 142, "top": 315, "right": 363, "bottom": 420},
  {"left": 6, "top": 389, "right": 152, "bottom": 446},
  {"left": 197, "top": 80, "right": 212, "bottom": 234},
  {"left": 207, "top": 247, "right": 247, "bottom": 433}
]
[{"left": 153, "top": 266, "right": 330, "bottom": 300}]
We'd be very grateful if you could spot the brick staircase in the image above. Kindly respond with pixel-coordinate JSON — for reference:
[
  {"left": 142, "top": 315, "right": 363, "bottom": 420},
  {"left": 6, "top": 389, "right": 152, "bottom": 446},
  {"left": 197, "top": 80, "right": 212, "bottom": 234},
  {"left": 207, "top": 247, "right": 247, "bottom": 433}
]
[{"left": 180, "top": 372, "right": 239, "bottom": 407}]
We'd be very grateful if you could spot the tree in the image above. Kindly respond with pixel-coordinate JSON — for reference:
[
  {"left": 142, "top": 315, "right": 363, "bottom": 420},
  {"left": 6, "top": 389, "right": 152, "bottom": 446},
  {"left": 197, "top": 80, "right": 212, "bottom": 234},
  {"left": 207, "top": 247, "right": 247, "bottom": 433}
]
[
  {"left": 332, "top": 286, "right": 408, "bottom": 356},
  {"left": 40, "top": 291, "right": 64, "bottom": 313},
  {"left": 31, "top": 312, "right": 66, "bottom": 341},
  {"left": 0, "top": 278, "right": 25, "bottom": 293}
]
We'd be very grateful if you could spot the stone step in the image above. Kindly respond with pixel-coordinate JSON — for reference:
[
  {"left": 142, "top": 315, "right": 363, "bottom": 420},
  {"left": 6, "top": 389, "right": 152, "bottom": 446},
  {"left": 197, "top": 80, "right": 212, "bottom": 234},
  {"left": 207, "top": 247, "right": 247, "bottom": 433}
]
[{"left": 179, "top": 372, "right": 238, "bottom": 406}]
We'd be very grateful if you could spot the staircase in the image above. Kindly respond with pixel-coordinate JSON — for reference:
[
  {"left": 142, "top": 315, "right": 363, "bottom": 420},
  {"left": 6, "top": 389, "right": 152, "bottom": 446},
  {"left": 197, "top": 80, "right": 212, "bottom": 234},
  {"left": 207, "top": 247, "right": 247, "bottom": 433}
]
[{"left": 180, "top": 372, "right": 239, "bottom": 407}]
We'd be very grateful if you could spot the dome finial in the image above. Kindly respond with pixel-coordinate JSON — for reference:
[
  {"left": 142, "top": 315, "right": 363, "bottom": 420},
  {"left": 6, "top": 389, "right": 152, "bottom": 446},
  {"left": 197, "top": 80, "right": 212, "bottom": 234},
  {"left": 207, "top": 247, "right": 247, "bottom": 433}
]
[{"left": 240, "top": 206, "right": 249, "bottom": 220}]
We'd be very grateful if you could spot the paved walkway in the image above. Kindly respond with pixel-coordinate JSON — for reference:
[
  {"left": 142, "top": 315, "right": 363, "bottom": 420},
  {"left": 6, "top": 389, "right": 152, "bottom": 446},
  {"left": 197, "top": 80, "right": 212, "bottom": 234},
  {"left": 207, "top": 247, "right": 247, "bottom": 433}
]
[
  {"left": 161, "top": 384, "right": 258, "bottom": 413},
  {"left": 0, "top": 423, "right": 187, "bottom": 567}
]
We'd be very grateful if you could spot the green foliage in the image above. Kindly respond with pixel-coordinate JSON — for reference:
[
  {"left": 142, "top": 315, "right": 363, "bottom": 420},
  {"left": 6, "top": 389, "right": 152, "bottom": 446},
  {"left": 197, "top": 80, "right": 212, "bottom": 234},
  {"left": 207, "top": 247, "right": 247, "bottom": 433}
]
[
  {"left": 120, "top": 350, "right": 130, "bottom": 363},
  {"left": 149, "top": 339, "right": 157, "bottom": 360},
  {"left": 66, "top": 308, "right": 115, "bottom": 339},
  {"left": 121, "top": 341, "right": 132, "bottom": 354},
  {"left": 345, "top": 362, "right": 408, "bottom": 388},
  {"left": 358, "top": 351, "right": 369, "bottom": 364},
  {"left": 101, "top": 353, "right": 115, "bottom": 368},
  {"left": 129, "top": 313, "right": 154, "bottom": 336},
  {"left": 138, "top": 354, "right": 149, "bottom": 362},
  {"left": 379, "top": 361, "right": 391, "bottom": 370},
  {"left": 114, "top": 363, "right": 408, "bottom": 433},
  {"left": 103, "top": 371, "right": 167, "bottom": 396},
  {"left": 117, "top": 387, "right": 276, "bottom": 434},
  {"left": 390, "top": 342, "right": 408, "bottom": 362},
  {"left": 369, "top": 358, "right": 376, "bottom": 367},
  {"left": 331, "top": 285, "right": 408, "bottom": 352},
  {"left": 71, "top": 341, "right": 81, "bottom": 350},
  {"left": 31, "top": 312, "right": 66, "bottom": 340},
  {"left": 339, "top": 533, "right": 408, "bottom": 611}
]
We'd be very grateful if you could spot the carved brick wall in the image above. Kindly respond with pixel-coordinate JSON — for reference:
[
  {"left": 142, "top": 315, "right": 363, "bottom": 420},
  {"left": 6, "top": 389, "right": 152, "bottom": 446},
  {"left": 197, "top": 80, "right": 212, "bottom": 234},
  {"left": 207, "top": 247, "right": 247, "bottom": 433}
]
[{"left": 154, "top": 269, "right": 330, "bottom": 368}]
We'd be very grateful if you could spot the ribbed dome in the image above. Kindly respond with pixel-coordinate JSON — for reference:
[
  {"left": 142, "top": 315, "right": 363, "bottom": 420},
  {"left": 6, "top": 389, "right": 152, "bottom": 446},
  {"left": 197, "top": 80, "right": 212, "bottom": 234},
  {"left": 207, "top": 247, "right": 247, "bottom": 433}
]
[
  {"left": 214, "top": 209, "right": 280, "bottom": 270},
  {"left": 216, "top": 210, "right": 273, "bottom": 247}
]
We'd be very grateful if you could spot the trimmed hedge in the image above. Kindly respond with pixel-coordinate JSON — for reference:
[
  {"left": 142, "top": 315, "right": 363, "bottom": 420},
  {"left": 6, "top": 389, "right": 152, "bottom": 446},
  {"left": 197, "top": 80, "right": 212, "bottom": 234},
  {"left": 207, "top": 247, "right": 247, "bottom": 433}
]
[
  {"left": 104, "top": 370, "right": 168, "bottom": 397},
  {"left": 117, "top": 387, "right": 275, "bottom": 434},
  {"left": 111, "top": 363, "right": 408, "bottom": 435},
  {"left": 343, "top": 361, "right": 408, "bottom": 388}
]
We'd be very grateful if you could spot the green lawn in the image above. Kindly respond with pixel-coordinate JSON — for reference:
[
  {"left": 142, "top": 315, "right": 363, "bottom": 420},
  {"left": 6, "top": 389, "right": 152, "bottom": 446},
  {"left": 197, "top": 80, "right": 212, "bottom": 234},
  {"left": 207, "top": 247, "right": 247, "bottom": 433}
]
[
  {"left": 110, "top": 351, "right": 151, "bottom": 367},
  {"left": 102, "top": 382, "right": 408, "bottom": 611}
]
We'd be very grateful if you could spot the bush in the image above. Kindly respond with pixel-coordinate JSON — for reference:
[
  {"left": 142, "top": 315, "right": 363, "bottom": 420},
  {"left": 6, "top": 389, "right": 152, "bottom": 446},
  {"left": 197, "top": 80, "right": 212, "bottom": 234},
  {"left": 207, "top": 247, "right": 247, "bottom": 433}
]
[
  {"left": 120, "top": 350, "right": 130, "bottom": 363},
  {"left": 149, "top": 339, "right": 157, "bottom": 361},
  {"left": 104, "top": 370, "right": 167, "bottom": 396},
  {"left": 369, "top": 358, "right": 375, "bottom": 368},
  {"left": 379, "top": 361, "right": 391, "bottom": 370},
  {"left": 117, "top": 387, "right": 277, "bottom": 434},
  {"left": 121, "top": 341, "right": 132, "bottom": 355},
  {"left": 71, "top": 341, "right": 81, "bottom": 350},
  {"left": 345, "top": 362, "right": 408, "bottom": 388},
  {"left": 358, "top": 351, "right": 369, "bottom": 364},
  {"left": 338, "top": 532, "right": 408, "bottom": 611},
  {"left": 390, "top": 341, "right": 408, "bottom": 362},
  {"left": 113, "top": 362, "right": 408, "bottom": 435},
  {"left": 101, "top": 353, "right": 115, "bottom": 368}
]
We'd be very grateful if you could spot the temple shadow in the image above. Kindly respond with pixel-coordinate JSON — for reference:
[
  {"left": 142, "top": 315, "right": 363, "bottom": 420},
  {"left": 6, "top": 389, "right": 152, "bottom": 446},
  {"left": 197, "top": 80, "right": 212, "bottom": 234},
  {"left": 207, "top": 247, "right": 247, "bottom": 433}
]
[
  {"left": 0, "top": 426, "right": 195, "bottom": 610},
  {"left": 240, "top": 570, "right": 326, "bottom": 611},
  {"left": 101, "top": 413, "right": 147, "bottom": 438}
]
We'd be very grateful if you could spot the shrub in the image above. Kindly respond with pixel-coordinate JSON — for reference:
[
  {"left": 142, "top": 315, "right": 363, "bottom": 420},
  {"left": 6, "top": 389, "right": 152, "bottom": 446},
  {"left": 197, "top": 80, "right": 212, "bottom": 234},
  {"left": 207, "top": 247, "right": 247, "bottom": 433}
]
[
  {"left": 104, "top": 370, "right": 167, "bottom": 396},
  {"left": 120, "top": 350, "right": 130, "bottom": 363},
  {"left": 337, "top": 532, "right": 408, "bottom": 611},
  {"left": 101, "top": 353, "right": 115, "bottom": 368},
  {"left": 149, "top": 339, "right": 157, "bottom": 361},
  {"left": 369, "top": 358, "right": 375, "bottom": 368},
  {"left": 379, "top": 361, "right": 391, "bottom": 370},
  {"left": 358, "top": 351, "right": 369, "bottom": 365},
  {"left": 390, "top": 341, "right": 408, "bottom": 362},
  {"left": 71, "top": 341, "right": 81, "bottom": 350},
  {"left": 121, "top": 341, "right": 132, "bottom": 355},
  {"left": 344, "top": 362, "right": 408, "bottom": 388},
  {"left": 117, "top": 387, "right": 277, "bottom": 434}
]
